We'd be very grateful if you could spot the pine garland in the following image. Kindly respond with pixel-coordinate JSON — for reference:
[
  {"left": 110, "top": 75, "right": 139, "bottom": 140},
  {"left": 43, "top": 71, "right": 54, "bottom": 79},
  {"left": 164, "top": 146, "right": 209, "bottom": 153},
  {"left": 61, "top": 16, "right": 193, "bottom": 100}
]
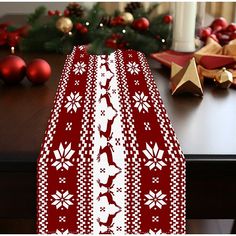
[{"left": 18, "top": 3, "right": 173, "bottom": 55}]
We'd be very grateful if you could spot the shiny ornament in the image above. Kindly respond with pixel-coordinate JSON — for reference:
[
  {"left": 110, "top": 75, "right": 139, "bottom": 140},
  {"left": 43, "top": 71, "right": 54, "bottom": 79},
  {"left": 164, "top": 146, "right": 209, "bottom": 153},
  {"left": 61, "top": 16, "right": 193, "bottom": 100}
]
[
  {"left": 215, "top": 67, "right": 233, "bottom": 88},
  {"left": 170, "top": 58, "right": 203, "bottom": 96},
  {"left": 163, "top": 15, "right": 173, "bottom": 24},
  {"left": 132, "top": 17, "right": 150, "bottom": 31},
  {"left": 199, "top": 27, "right": 212, "bottom": 40},
  {"left": 121, "top": 12, "right": 134, "bottom": 25},
  {"left": 26, "top": 59, "right": 51, "bottom": 84},
  {"left": 227, "top": 23, "right": 236, "bottom": 32},
  {"left": 211, "top": 17, "right": 228, "bottom": 31},
  {"left": 56, "top": 17, "right": 73, "bottom": 34},
  {"left": 0, "top": 55, "right": 26, "bottom": 84}
]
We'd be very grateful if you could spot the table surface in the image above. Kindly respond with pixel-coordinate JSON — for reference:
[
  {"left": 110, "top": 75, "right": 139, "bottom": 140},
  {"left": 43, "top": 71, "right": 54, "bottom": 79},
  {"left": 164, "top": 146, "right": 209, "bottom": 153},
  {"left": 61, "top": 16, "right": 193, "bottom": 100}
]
[{"left": 0, "top": 50, "right": 236, "bottom": 162}]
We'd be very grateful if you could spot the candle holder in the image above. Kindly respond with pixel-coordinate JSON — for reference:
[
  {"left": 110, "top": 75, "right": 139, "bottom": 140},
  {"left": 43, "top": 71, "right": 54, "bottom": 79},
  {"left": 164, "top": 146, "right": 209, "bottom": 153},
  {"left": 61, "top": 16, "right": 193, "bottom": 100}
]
[{"left": 171, "top": 2, "right": 205, "bottom": 52}]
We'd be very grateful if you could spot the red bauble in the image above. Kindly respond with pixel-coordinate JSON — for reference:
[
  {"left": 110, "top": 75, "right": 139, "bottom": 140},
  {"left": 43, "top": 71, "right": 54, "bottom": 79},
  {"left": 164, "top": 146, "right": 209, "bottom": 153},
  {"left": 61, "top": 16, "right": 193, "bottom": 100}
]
[
  {"left": 80, "top": 26, "right": 88, "bottom": 34},
  {"left": 105, "top": 38, "right": 117, "bottom": 49},
  {"left": 163, "top": 15, "right": 173, "bottom": 24},
  {"left": 75, "top": 23, "right": 84, "bottom": 31},
  {"left": 111, "top": 16, "right": 124, "bottom": 26},
  {"left": 227, "top": 23, "right": 236, "bottom": 32},
  {"left": 230, "top": 32, "right": 236, "bottom": 40},
  {"left": 8, "top": 31, "right": 20, "bottom": 47},
  {"left": 64, "top": 9, "right": 70, "bottom": 17},
  {"left": 211, "top": 17, "right": 228, "bottom": 30},
  {"left": 26, "top": 59, "right": 51, "bottom": 85},
  {"left": 199, "top": 27, "right": 212, "bottom": 39},
  {"left": 48, "top": 10, "right": 55, "bottom": 16},
  {"left": 0, "top": 55, "right": 26, "bottom": 84},
  {"left": 132, "top": 17, "right": 150, "bottom": 30}
]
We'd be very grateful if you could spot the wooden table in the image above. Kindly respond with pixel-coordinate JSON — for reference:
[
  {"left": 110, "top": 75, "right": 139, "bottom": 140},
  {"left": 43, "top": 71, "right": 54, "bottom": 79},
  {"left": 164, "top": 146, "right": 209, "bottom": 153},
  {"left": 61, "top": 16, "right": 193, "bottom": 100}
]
[{"left": 1, "top": 44, "right": 236, "bottom": 233}]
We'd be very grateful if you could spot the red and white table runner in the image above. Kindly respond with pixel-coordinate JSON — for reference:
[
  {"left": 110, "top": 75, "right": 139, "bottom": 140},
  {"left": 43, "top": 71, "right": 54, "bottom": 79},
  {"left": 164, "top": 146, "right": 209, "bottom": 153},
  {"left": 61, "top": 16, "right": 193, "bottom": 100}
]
[{"left": 37, "top": 46, "right": 185, "bottom": 234}]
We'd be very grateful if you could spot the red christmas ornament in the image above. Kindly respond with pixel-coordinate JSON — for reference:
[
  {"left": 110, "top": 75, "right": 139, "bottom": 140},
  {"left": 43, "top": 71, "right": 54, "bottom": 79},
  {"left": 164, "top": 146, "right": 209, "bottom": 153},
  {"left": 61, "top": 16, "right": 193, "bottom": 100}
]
[
  {"left": 80, "top": 26, "right": 88, "bottom": 34},
  {"left": 64, "top": 9, "right": 70, "bottom": 17},
  {"left": 0, "top": 29, "right": 8, "bottom": 46},
  {"left": 26, "top": 59, "right": 51, "bottom": 85},
  {"left": 75, "top": 22, "right": 84, "bottom": 31},
  {"left": 226, "top": 23, "right": 236, "bottom": 32},
  {"left": 0, "top": 55, "right": 26, "bottom": 84},
  {"left": 111, "top": 16, "right": 124, "bottom": 26},
  {"left": 199, "top": 27, "right": 212, "bottom": 40},
  {"left": 132, "top": 17, "right": 150, "bottom": 31},
  {"left": 48, "top": 10, "right": 55, "bottom": 16},
  {"left": 163, "top": 15, "right": 173, "bottom": 24},
  {"left": 230, "top": 32, "right": 236, "bottom": 40},
  {"left": 211, "top": 17, "right": 228, "bottom": 30}
]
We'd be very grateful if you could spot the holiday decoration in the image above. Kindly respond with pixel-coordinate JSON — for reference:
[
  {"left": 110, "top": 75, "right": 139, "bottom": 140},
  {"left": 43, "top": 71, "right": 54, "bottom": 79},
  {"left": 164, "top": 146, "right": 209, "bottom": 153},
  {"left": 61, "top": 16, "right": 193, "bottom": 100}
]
[
  {"left": 132, "top": 17, "right": 150, "bottom": 31},
  {"left": 0, "top": 55, "right": 26, "bottom": 84},
  {"left": 26, "top": 59, "right": 51, "bottom": 84},
  {"left": 56, "top": 17, "right": 73, "bottom": 34},
  {"left": 215, "top": 67, "right": 233, "bottom": 88},
  {"left": 170, "top": 58, "right": 203, "bottom": 96},
  {"left": 37, "top": 45, "right": 185, "bottom": 234},
  {"left": 15, "top": 3, "right": 172, "bottom": 54},
  {"left": 124, "top": 2, "right": 144, "bottom": 14},
  {"left": 163, "top": 15, "right": 173, "bottom": 24},
  {"left": 66, "top": 2, "right": 84, "bottom": 18},
  {"left": 121, "top": 12, "right": 134, "bottom": 25}
]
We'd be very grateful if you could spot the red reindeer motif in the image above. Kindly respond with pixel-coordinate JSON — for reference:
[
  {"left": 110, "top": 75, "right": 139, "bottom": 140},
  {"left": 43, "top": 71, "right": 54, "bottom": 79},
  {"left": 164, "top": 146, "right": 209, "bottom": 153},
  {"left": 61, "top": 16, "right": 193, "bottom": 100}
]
[
  {"left": 98, "top": 114, "right": 117, "bottom": 141},
  {"left": 99, "top": 92, "right": 117, "bottom": 113},
  {"left": 97, "top": 171, "right": 121, "bottom": 189},
  {"left": 97, "top": 142, "right": 121, "bottom": 170},
  {"left": 97, "top": 189, "right": 121, "bottom": 209},
  {"left": 97, "top": 209, "right": 121, "bottom": 228},
  {"left": 100, "top": 55, "right": 114, "bottom": 74},
  {"left": 100, "top": 75, "right": 114, "bottom": 91}
]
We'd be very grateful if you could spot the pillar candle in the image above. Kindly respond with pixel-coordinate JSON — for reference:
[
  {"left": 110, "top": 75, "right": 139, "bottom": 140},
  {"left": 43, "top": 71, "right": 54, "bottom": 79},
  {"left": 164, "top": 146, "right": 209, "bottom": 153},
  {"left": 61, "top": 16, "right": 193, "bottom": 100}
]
[{"left": 172, "top": 2, "right": 197, "bottom": 52}]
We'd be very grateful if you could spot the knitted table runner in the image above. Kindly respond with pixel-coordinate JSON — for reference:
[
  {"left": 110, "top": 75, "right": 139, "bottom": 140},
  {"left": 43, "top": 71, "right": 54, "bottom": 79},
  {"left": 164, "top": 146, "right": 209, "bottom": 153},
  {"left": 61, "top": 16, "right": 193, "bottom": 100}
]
[{"left": 37, "top": 46, "right": 185, "bottom": 234}]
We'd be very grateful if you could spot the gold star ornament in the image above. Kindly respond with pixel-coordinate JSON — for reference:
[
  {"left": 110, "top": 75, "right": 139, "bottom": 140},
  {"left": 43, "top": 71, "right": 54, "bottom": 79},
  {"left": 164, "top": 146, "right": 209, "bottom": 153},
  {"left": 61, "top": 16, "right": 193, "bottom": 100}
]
[{"left": 170, "top": 58, "right": 204, "bottom": 96}]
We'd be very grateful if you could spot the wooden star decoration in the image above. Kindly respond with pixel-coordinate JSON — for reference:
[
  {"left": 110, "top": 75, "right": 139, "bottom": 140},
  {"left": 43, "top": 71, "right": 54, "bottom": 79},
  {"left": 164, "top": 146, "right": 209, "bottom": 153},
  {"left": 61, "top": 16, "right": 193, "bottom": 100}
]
[{"left": 170, "top": 58, "right": 204, "bottom": 96}]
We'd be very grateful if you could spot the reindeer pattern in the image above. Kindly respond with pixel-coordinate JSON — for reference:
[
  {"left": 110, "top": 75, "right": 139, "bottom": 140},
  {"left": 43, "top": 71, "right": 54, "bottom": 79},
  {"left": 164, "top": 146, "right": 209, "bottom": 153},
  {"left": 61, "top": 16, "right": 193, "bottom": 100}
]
[{"left": 93, "top": 54, "right": 123, "bottom": 234}]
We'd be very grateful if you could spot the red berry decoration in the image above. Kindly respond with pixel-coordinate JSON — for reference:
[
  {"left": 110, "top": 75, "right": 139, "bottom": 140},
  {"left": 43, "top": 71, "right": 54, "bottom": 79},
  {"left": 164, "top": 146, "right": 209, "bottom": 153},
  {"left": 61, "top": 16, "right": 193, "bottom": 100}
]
[
  {"left": 64, "top": 9, "right": 70, "bottom": 17},
  {"left": 0, "top": 55, "right": 26, "bottom": 84},
  {"left": 230, "top": 32, "right": 236, "bottom": 40},
  {"left": 163, "top": 15, "right": 173, "bottom": 24},
  {"left": 211, "top": 17, "right": 228, "bottom": 30},
  {"left": 132, "top": 17, "right": 149, "bottom": 31},
  {"left": 26, "top": 59, "right": 51, "bottom": 85},
  {"left": 80, "top": 26, "right": 88, "bottom": 34},
  {"left": 48, "top": 10, "right": 55, "bottom": 16},
  {"left": 75, "top": 23, "right": 84, "bottom": 31},
  {"left": 199, "top": 27, "right": 212, "bottom": 40},
  {"left": 227, "top": 23, "right": 236, "bottom": 32}
]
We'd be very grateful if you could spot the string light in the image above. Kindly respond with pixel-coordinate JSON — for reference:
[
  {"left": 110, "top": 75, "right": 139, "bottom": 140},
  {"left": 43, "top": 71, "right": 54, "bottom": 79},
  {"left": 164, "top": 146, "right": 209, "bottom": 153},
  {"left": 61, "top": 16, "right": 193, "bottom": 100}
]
[
  {"left": 99, "top": 23, "right": 104, "bottom": 27},
  {"left": 161, "top": 39, "right": 166, "bottom": 43},
  {"left": 122, "top": 29, "right": 126, "bottom": 34},
  {"left": 85, "top": 22, "right": 90, "bottom": 26}
]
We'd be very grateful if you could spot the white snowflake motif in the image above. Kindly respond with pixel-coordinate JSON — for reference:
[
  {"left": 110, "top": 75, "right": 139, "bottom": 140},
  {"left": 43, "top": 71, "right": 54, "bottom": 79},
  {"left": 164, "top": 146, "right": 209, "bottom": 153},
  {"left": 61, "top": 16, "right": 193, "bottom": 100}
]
[
  {"left": 73, "top": 61, "right": 86, "bottom": 75},
  {"left": 52, "top": 190, "right": 73, "bottom": 209},
  {"left": 56, "top": 229, "right": 69, "bottom": 235},
  {"left": 127, "top": 61, "right": 140, "bottom": 75},
  {"left": 145, "top": 190, "right": 166, "bottom": 209},
  {"left": 143, "top": 142, "right": 166, "bottom": 171},
  {"left": 52, "top": 143, "right": 75, "bottom": 171},
  {"left": 149, "top": 229, "right": 162, "bottom": 234},
  {"left": 65, "top": 92, "right": 82, "bottom": 113},
  {"left": 133, "top": 92, "right": 150, "bottom": 113}
]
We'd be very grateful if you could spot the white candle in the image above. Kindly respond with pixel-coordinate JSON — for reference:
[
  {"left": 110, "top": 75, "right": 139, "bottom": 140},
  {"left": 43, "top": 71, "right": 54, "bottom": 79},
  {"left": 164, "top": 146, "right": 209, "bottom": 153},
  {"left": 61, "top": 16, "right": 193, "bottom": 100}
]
[{"left": 172, "top": 2, "right": 197, "bottom": 52}]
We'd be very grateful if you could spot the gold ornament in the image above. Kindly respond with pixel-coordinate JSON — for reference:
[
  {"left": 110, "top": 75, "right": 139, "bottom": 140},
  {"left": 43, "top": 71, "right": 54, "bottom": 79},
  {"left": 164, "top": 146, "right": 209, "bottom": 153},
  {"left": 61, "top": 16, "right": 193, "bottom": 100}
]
[
  {"left": 215, "top": 67, "right": 233, "bottom": 88},
  {"left": 170, "top": 58, "right": 203, "bottom": 96},
  {"left": 121, "top": 12, "right": 134, "bottom": 25},
  {"left": 56, "top": 17, "right": 73, "bottom": 34}
]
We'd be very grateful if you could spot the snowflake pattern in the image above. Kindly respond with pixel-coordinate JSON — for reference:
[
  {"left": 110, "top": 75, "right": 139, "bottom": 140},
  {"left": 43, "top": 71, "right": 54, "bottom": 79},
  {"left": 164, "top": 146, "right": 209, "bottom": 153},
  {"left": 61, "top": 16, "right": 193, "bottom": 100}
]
[
  {"left": 65, "top": 92, "right": 82, "bottom": 113},
  {"left": 52, "top": 143, "right": 75, "bottom": 171},
  {"left": 133, "top": 92, "right": 150, "bottom": 113},
  {"left": 52, "top": 190, "right": 73, "bottom": 209},
  {"left": 145, "top": 190, "right": 166, "bottom": 209},
  {"left": 127, "top": 62, "right": 140, "bottom": 75},
  {"left": 56, "top": 229, "right": 69, "bottom": 235},
  {"left": 143, "top": 142, "right": 166, "bottom": 171},
  {"left": 73, "top": 61, "right": 86, "bottom": 75},
  {"left": 149, "top": 229, "right": 162, "bottom": 234}
]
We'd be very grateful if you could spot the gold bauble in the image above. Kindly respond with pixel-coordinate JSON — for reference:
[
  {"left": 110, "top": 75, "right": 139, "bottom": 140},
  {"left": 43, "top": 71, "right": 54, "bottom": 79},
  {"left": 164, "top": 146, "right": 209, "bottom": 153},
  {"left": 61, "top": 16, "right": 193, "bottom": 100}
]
[
  {"left": 215, "top": 67, "right": 233, "bottom": 89},
  {"left": 121, "top": 12, "right": 134, "bottom": 25},
  {"left": 56, "top": 17, "right": 73, "bottom": 34}
]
